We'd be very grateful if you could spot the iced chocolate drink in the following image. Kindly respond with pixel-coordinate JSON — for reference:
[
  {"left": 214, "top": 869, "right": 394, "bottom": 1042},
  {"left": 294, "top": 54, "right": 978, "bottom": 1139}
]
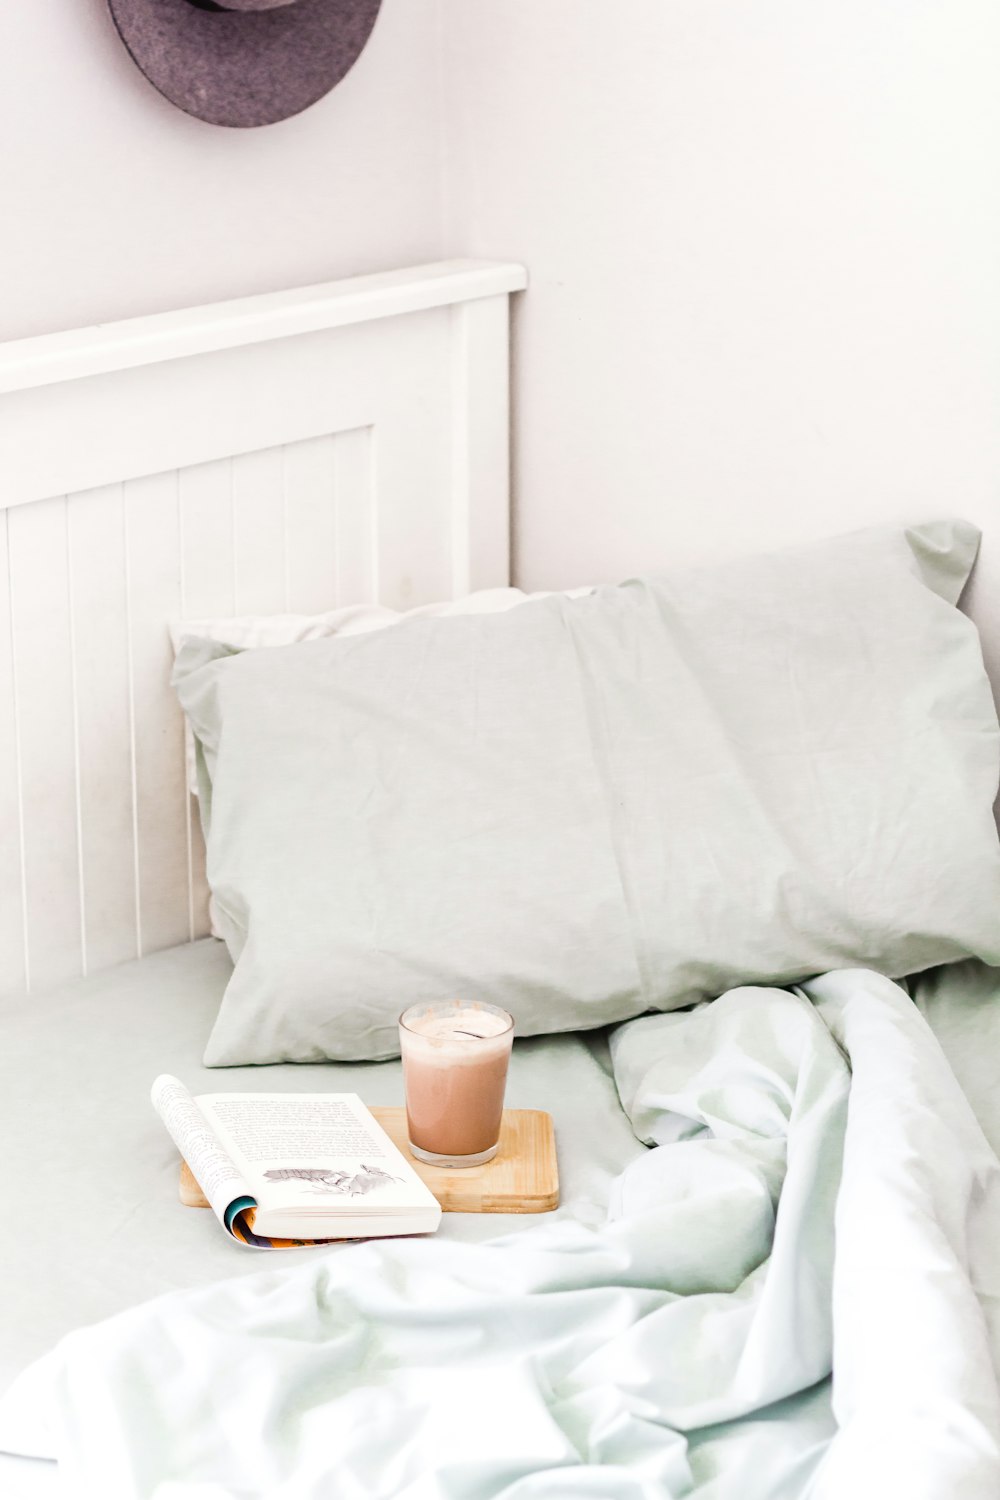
[{"left": 399, "top": 1001, "right": 514, "bottom": 1168}]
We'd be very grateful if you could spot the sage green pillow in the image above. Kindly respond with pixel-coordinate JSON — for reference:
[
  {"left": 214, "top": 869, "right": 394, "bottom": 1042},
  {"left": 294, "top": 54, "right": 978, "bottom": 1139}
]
[{"left": 174, "top": 521, "right": 1000, "bottom": 1064}]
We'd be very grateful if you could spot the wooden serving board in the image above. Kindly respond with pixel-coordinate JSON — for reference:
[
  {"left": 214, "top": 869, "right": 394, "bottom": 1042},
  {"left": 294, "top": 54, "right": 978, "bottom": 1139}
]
[{"left": 179, "top": 1107, "right": 558, "bottom": 1215}]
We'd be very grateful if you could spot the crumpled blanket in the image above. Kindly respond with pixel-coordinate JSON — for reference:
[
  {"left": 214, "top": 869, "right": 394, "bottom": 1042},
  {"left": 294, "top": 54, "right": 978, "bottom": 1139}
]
[{"left": 3, "top": 970, "right": 999, "bottom": 1499}]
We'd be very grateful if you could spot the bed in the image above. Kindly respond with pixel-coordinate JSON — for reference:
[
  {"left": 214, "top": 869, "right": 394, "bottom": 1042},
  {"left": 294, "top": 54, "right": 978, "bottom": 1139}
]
[{"left": 2, "top": 262, "right": 1000, "bottom": 1499}]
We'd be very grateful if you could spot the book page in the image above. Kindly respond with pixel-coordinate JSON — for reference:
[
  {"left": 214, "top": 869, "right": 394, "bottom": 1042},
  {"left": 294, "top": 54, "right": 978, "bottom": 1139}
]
[
  {"left": 151, "top": 1074, "right": 253, "bottom": 1227},
  {"left": 193, "top": 1093, "right": 428, "bottom": 1210}
]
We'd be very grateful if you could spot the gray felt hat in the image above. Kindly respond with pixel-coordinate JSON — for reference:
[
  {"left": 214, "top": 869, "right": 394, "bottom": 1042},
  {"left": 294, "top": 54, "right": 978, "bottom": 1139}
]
[{"left": 107, "top": 0, "right": 383, "bottom": 128}]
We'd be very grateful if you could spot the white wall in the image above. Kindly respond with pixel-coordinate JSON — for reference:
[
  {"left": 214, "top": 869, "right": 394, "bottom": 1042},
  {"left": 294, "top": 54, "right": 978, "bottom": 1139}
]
[
  {"left": 4, "top": 2, "right": 1000, "bottom": 679},
  {"left": 442, "top": 1, "right": 1000, "bottom": 679},
  {"left": 0, "top": 0, "right": 446, "bottom": 340}
]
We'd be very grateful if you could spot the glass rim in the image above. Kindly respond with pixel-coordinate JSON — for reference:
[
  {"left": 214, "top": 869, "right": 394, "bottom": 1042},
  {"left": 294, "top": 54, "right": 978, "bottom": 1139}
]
[{"left": 398, "top": 999, "right": 514, "bottom": 1040}]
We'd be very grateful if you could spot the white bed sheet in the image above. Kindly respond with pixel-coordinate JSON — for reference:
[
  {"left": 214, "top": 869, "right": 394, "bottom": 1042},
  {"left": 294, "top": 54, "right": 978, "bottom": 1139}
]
[
  {"left": 909, "top": 957, "right": 1000, "bottom": 1157},
  {"left": 0, "top": 939, "right": 643, "bottom": 1399},
  {"left": 2, "top": 944, "right": 999, "bottom": 1498}
]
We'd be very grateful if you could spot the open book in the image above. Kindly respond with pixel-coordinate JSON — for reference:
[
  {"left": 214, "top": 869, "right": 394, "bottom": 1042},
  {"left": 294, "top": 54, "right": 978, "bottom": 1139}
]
[{"left": 152, "top": 1075, "right": 442, "bottom": 1247}]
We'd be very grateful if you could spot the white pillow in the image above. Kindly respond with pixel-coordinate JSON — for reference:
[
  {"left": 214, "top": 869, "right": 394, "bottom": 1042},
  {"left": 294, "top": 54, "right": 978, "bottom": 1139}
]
[
  {"left": 171, "top": 588, "right": 595, "bottom": 796},
  {"left": 172, "top": 521, "right": 1000, "bottom": 1064},
  {"left": 171, "top": 587, "right": 593, "bottom": 934}
]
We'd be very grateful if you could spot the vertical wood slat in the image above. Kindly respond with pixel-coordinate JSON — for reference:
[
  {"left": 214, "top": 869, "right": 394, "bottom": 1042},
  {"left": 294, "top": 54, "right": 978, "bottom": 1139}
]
[
  {"left": 369, "top": 404, "right": 446, "bottom": 611},
  {"left": 450, "top": 296, "right": 512, "bottom": 595},
  {"left": 179, "top": 459, "right": 239, "bottom": 938},
  {"left": 188, "top": 787, "right": 211, "bottom": 941},
  {"left": 0, "top": 512, "right": 27, "bottom": 994},
  {"left": 333, "top": 426, "right": 375, "bottom": 606},
  {"left": 179, "top": 459, "right": 236, "bottom": 621},
  {"left": 284, "top": 435, "right": 338, "bottom": 612},
  {"left": 6, "top": 497, "right": 82, "bottom": 989},
  {"left": 127, "top": 471, "right": 192, "bottom": 955},
  {"left": 233, "top": 447, "right": 287, "bottom": 616},
  {"left": 69, "top": 484, "right": 137, "bottom": 973}
]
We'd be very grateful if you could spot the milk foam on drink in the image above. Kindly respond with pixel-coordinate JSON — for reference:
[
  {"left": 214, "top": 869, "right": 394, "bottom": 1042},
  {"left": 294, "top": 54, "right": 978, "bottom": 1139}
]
[{"left": 399, "top": 1002, "right": 514, "bottom": 1166}]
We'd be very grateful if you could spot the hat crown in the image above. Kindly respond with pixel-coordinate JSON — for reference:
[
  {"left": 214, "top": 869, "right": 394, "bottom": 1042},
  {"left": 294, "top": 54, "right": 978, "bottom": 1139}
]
[{"left": 111, "top": 0, "right": 382, "bottom": 128}]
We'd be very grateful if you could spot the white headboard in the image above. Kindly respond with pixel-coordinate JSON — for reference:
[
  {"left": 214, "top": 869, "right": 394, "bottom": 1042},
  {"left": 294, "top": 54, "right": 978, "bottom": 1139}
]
[{"left": 0, "top": 260, "right": 526, "bottom": 997}]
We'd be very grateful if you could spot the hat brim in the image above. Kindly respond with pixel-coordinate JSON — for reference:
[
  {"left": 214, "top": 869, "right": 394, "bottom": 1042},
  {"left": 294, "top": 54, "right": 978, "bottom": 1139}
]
[{"left": 108, "top": 0, "right": 382, "bottom": 128}]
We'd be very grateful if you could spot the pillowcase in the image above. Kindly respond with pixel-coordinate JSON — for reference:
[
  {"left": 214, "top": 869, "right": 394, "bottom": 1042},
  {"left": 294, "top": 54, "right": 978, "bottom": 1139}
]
[
  {"left": 173, "top": 520, "right": 1000, "bottom": 1065},
  {"left": 172, "top": 587, "right": 594, "bottom": 797},
  {"left": 173, "top": 588, "right": 592, "bottom": 937}
]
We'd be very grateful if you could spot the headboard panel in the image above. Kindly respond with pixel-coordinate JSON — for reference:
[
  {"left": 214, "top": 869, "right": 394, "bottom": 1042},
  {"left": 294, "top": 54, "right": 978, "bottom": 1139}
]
[{"left": 0, "top": 260, "right": 526, "bottom": 996}]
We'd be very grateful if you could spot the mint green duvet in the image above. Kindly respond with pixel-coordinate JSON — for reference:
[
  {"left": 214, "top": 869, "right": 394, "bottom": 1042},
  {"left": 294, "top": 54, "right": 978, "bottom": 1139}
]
[{"left": 4, "top": 968, "right": 999, "bottom": 1499}]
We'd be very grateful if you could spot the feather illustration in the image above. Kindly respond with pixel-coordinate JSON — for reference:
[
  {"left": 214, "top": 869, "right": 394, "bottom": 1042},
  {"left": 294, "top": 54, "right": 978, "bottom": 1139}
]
[{"left": 262, "top": 1164, "right": 402, "bottom": 1197}]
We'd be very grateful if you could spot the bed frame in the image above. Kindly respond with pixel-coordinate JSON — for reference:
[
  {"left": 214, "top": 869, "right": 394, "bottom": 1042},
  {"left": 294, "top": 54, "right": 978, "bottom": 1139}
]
[{"left": 0, "top": 260, "right": 526, "bottom": 997}]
